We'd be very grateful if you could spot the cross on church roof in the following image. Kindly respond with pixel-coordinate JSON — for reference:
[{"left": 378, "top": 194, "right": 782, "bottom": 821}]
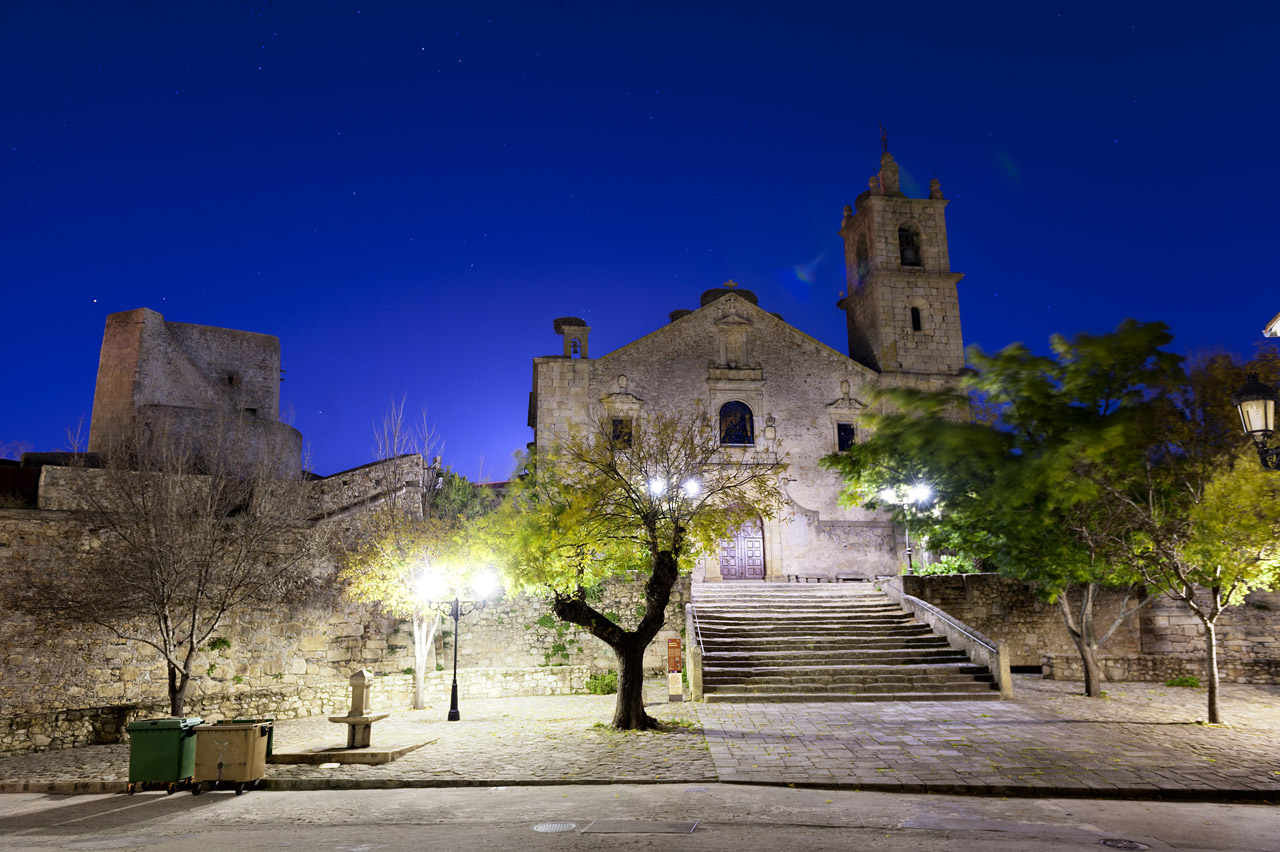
[{"left": 723, "top": 279, "right": 739, "bottom": 289}]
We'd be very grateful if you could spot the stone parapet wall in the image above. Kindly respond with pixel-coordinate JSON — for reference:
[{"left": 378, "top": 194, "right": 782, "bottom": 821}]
[
  {"left": 899, "top": 574, "right": 1143, "bottom": 667},
  {"left": 1043, "top": 653, "right": 1280, "bottom": 685},
  {"left": 903, "top": 574, "right": 1280, "bottom": 685},
  {"left": 1140, "top": 591, "right": 1280, "bottom": 664}
]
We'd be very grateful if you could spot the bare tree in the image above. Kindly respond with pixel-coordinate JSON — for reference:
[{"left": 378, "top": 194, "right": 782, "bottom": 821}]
[
  {"left": 10, "top": 417, "right": 328, "bottom": 716},
  {"left": 339, "top": 399, "right": 486, "bottom": 710}
]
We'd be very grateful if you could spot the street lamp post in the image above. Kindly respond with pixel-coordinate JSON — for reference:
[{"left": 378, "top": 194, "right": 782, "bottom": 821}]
[
  {"left": 1231, "top": 372, "right": 1280, "bottom": 470},
  {"left": 418, "top": 570, "right": 497, "bottom": 722},
  {"left": 878, "top": 483, "right": 933, "bottom": 574}
]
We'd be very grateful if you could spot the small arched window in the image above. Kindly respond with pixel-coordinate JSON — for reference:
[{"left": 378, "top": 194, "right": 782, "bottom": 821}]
[
  {"left": 910, "top": 306, "right": 922, "bottom": 332},
  {"left": 719, "top": 401, "right": 755, "bottom": 446},
  {"left": 898, "top": 226, "right": 921, "bottom": 267}
]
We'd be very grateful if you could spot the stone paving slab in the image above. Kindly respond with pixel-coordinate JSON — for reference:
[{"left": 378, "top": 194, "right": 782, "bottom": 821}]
[
  {"left": 695, "top": 676, "right": 1280, "bottom": 801},
  {"left": 0, "top": 679, "right": 712, "bottom": 793},
  {"left": 0, "top": 676, "right": 1278, "bottom": 801}
]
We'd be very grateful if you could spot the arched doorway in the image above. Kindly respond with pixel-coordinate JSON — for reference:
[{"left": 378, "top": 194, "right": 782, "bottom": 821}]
[{"left": 719, "top": 517, "right": 765, "bottom": 580}]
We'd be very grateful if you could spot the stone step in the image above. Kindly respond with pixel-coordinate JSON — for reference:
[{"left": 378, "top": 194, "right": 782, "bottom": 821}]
[
  {"left": 701, "top": 634, "right": 947, "bottom": 647},
  {"left": 704, "top": 666, "right": 994, "bottom": 683},
  {"left": 697, "top": 615, "right": 915, "bottom": 627},
  {"left": 698, "top": 623, "right": 931, "bottom": 635},
  {"left": 706, "top": 653, "right": 971, "bottom": 669},
  {"left": 689, "top": 576, "right": 999, "bottom": 703},
  {"left": 702, "top": 691, "right": 1003, "bottom": 703},
  {"left": 705, "top": 679, "right": 997, "bottom": 694}
]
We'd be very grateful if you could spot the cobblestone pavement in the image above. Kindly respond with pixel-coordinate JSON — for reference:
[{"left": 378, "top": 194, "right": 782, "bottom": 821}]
[
  {"left": 1, "top": 676, "right": 1278, "bottom": 800},
  {"left": 0, "top": 679, "right": 712, "bottom": 791},
  {"left": 695, "top": 676, "right": 1280, "bottom": 798}
]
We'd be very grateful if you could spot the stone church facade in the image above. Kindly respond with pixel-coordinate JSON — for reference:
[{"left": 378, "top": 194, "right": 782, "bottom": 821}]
[{"left": 528, "top": 150, "right": 966, "bottom": 582}]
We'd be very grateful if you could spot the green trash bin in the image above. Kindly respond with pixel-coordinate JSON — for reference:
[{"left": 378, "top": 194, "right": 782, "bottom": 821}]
[{"left": 125, "top": 717, "right": 203, "bottom": 795}]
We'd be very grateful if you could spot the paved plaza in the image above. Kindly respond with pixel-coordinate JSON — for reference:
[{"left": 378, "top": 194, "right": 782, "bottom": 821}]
[{"left": 1, "top": 676, "right": 1278, "bottom": 801}]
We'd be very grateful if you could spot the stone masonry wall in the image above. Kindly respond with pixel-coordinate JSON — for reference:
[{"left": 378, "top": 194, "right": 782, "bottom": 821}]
[
  {"left": 903, "top": 574, "right": 1280, "bottom": 684},
  {"left": 900, "top": 574, "right": 1144, "bottom": 667}
]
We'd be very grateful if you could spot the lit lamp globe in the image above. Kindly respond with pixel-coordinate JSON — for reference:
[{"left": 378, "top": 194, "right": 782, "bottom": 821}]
[
  {"left": 415, "top": 570, "right": 447, "bottom": 603},
  {"left": 906, "top": 483, "right": 933, "bottom": 504},
  {"left": 471, "top": 571, "right": 498, "bottom": 601},
  {"left": 1231, "top": 372, "right": 1278, "bottom": 446}
]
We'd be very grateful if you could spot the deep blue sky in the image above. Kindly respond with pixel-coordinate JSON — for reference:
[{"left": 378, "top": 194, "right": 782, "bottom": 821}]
[{"left": 4, "top": 3, "right": 1276, "bottom": 479}]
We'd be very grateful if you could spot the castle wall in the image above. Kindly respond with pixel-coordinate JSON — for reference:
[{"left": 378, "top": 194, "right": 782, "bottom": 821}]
[
  {"left": 0, "top": 503, "right": 688, "bottom": 754},
  {"left": 87, "top": 308, "right": 300, "bottom": 479}
]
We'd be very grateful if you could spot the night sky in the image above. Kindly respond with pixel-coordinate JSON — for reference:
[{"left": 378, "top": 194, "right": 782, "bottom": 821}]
[{"left": 4, "top": 3, "right": 1276, "bottom": 479}]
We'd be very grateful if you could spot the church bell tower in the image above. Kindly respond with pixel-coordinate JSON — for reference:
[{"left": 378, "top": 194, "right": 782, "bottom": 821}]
[{"left": 836, "top": 144, "right": 965, "bottom": 376}]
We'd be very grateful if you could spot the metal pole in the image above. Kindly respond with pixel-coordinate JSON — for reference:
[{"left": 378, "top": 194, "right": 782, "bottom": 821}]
[
  {"left": 447, "top": 597, "right": 461, "bottom": 721},
  {"left": 904, "top": 518, "right": 913, "bottom": 574}
]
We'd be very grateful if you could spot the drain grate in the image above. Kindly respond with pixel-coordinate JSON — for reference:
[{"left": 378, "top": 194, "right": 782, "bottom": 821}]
[
  {"left": 685, "top": 786, "right": 707, "bottom": 792},
  {"left": 533, "top": 823, "right": 576, "bottom": 833},
  {"left": 1100, "top": 841, "right": 1150, "bottom": 851}
]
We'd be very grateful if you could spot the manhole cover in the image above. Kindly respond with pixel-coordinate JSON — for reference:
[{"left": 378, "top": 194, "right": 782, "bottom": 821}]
[
  {"left": 533, "top": 823, "right": 576, "bottom": 833},
  {"left": 1100, "top": 841, "right": 1150, "bottom": 851}
]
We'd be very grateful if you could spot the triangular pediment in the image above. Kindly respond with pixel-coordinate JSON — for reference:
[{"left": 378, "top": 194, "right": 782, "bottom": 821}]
[{"left": 593, "top": 292, "right": 876, "bottom": 379}]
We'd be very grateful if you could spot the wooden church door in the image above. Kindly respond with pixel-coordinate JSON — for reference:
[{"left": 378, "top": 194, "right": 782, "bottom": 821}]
[{"left": 719, "top": 518, "right": 765, "bottom": 580}]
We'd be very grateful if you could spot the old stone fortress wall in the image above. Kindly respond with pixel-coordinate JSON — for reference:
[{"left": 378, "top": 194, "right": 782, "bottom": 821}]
[{"left": 3, "top": 150, "right": 1278, "bottom": 756}]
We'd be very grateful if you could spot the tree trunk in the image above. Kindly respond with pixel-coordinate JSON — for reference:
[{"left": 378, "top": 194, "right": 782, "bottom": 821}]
[
  {"left": 168, "top": 663, "right": 190, "bottom": 716},
  {"left": 1057, "top": 588, "right": 1104, "bottom": 697},
  {"left": 412, "top": 609, "right": 428, "bottom": 710},
  {"left": 411, "top": 610, "right": 440, "bottom": 710},
  {"left": 1203, "top": 620, "right": 1220, "bottom": 724},
  {"left": 1074, "top": 634, "right": 1104, "bottom": 698},
  {"left": 611, "top": 638, "right": 655, "bottom": 730}
]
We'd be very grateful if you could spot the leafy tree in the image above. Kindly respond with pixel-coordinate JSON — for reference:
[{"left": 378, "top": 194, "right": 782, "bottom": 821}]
[
  {"left": 10, "top": 419, "right": 327, "bottom": 715},
  {"left": 339, "top": 401, "right": 489, "bottom": 709},
  {"left": 485, "top": 410, "right": 786, "bottom": 729},
  {"left": 1119, "top": 353, "right": 1280, "bottom": 722},
  {"left": 824, "top": 320, "right": 1181, "bottom": 697}
]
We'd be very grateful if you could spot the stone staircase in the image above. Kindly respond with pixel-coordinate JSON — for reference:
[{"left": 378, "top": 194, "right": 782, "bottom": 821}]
[{"left": 691, "top": 582, "right": 1002, "bottom": 702}]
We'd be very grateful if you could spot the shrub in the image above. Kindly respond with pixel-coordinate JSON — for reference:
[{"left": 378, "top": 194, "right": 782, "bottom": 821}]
[
  {"left": 912, "top": 555, "right": 973, "bottom": 576},
  {"left": 1166, "top": 675, "right": 1201, "bottom": 688},
  {"left": 401, "top": 667, "right": 415, "bottom": 676},
  {"left": 585, "top": 670, "right": 618, "bottom": 694}
]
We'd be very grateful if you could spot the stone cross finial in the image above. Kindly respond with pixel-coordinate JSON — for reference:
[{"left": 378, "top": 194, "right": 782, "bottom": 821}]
[{"left": 723, "top": 279, "right": 738, "bottom": 290}]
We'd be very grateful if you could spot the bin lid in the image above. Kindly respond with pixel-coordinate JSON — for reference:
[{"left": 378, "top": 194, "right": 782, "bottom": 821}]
[{"left": 126, "top": 716, "right": 204, "bottom": 732}]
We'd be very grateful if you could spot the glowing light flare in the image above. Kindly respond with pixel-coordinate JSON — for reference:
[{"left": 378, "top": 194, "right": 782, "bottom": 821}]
[
  {"left": 471, "top": 571, "right": 498, "bottom": 600},
  {"left": 415, "top": 570, "right": 447, "bottom": 602},
  {"left": 681, "top": 478, "right": 702, "bottom": 498},
  {"left": 647, "top": 477, "right": 667, "bottom": 497},
  {"left": 906, "top": 484, "right": 932, "bottom": 503}
]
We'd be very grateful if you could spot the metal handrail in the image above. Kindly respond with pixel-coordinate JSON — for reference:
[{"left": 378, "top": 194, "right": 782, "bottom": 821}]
[
  {"left": 689, "top": 601, "right": 705, "bottom": 649},
  {"left": 903, "top": 593, "right": 998, "bottom": 653}
]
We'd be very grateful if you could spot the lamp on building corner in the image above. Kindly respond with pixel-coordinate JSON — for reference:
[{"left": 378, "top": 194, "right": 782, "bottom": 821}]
[{"left": 1231, "top": 373, "right": 1280, "bottom": 470}]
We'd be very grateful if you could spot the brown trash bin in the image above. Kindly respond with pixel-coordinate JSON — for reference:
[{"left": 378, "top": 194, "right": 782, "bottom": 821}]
[{"left": 191, "top": 720, "right": 271, "bottom": 795}]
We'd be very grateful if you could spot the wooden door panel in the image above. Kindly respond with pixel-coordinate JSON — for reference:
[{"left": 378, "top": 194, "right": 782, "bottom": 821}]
[{"left": 720, "top": 519, "right": 764, "bottom": 580}]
